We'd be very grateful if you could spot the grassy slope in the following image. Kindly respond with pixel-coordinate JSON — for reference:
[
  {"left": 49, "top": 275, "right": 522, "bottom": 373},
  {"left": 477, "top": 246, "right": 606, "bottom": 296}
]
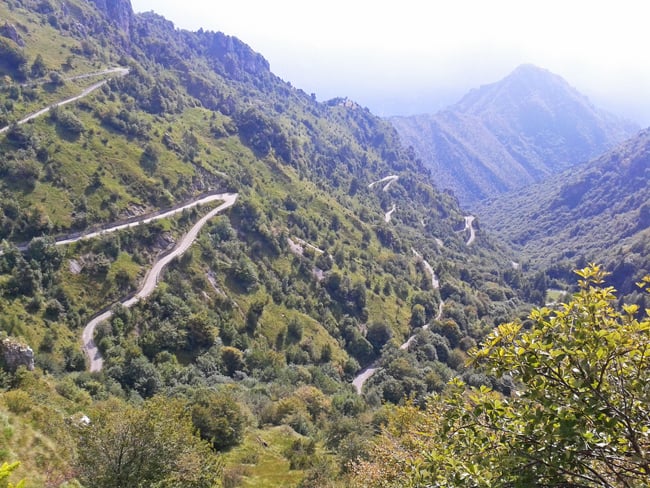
[{"left": 0, "top": 1, "right": 526, "bottom": 485}]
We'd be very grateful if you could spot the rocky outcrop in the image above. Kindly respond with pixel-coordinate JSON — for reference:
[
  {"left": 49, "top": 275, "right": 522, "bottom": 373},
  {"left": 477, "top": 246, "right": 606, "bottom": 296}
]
[
  {"left": 0, "top": 22, "right": 24, "bottom": 47},
  {"left": 1, "top": 337, "right": 35, "bottom": 372},
  {"left": 88, "top": 0, "right": 134, "bottom": 34},
  {"left": 202, "top": 31, "right": 271, "bottom": 82}
]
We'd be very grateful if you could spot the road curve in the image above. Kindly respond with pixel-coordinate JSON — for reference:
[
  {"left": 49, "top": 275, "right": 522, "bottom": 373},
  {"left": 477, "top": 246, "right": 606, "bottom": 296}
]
[
  {"left": 412, "top": 248, "right": 440, "bottom": 290},
  {"left": 56, "top": 192, "right": 232, "bottom": 246},
  {"left": 353, "top": 249, "right": 443, "bottom": 394},
  {"left": 368, "top": 175, "right": 399, "bottom": 192},
  {"left": 0, "top": 67, "right": 129, "bottom": 135},
  {"left": 82, "top": 193, "right": 238, "bottom": 372},
  {"left": 464, "top": 215, "right": 476, "bottom": 245},
  {"left": 384, "top": 204, "right": 396, "bottom": 223}
]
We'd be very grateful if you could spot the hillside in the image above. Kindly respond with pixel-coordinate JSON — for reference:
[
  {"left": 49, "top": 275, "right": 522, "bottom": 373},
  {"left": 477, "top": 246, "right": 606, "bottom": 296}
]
[
  {"left": 0, "top": 0, "right": 528, "bottom": 486},
  {"left": 390, "top": 64, "right": 639, "bottom": 205},
  {"left": 479, "top": 128, "right": 650, "bottom": 298}
]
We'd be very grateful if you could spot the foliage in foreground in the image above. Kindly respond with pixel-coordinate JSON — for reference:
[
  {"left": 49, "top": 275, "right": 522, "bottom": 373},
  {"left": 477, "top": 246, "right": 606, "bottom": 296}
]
[
  {"left": 75, "top": 396, "right": 223, "bottom": 488},
  {"left": 0, "top": 462, "right": 24, "bottom": 488},
  {"left": 353, "top": 265, "right": 650, "bottom": 487}
]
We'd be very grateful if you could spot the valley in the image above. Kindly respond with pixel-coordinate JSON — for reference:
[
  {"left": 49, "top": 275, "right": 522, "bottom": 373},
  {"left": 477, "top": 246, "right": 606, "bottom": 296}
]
[
  {"left": 82, "top": 192, "right": 238, "bottom": 372},
  {"left": 0, "top": 0, "right": 647, "bottom": 487}
]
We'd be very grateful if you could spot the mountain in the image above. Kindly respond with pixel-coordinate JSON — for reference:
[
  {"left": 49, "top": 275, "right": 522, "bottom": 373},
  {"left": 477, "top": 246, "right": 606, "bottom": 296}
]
[
  {"left": 0, "top": 0, "right": 527, "bottom": 485},
  {"left": 479, "top": 128, "right": 650, "bottom": 296},
  {"left": 390, "top": 64, "right": 639, "bottom": 205}
]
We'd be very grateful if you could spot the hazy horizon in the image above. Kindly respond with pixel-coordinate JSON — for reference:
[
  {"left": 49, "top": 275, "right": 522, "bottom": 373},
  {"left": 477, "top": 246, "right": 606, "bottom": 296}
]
[{"left": 130, "top": 0, "right": 650, "bottom": 126}]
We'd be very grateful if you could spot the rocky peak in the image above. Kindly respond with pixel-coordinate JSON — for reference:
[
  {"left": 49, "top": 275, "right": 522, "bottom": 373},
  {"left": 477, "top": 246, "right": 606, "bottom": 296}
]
[
  {"left": 89, "top": 0, "right": 134, "bottom": 34},
  {"left": 202, "top": 31, "right": 271, "bottom": 82},
  {"left": 1, "top": 337, "right": 35, "bottom": 372}
]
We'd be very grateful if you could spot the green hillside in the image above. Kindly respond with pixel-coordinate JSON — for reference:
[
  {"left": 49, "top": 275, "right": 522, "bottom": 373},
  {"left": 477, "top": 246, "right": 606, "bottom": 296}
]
[
  {"left": 479, "top": 128, "right": 650, "bottom": 305},
  {"left": 0, "top": 1, "right": 530, "bottom": 486}
]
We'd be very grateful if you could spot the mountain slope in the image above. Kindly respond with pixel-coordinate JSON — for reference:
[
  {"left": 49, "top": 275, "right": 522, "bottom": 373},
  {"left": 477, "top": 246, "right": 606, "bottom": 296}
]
[
  {"left": 390, "top": 64, "right": 639, "bottom": 205},
  {"left": 0, "top": 1, "right": 527, "bottom": 485},
  {"left": 479, "top": 128, "right": 650, "bottom": 295}
]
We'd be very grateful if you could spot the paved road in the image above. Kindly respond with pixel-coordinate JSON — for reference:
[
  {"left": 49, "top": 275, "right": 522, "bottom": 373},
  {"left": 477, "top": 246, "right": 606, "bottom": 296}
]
[
  {"left": 82, "top": 193, "right": 238, "bottom": 372},
  {"left": 0, "top": 67, "right": 129, "bottom": 134},
  {"left": 56, "top": 192, "right": 232, "bottom": 246},
  {"left": 368, "top": 175, "right": 399, "bottom": 192},
  {"left": 353, "top": 249, "right": 443, "bottom": 394},
  {"left": 384, "top": 204, "right": 396, "bottom": 223},
  {"left": 464, "top": 215, "right": 476, "bottom": 245},
  {"left": 412, "top": 248, "right": 440, "bottom": 290}
]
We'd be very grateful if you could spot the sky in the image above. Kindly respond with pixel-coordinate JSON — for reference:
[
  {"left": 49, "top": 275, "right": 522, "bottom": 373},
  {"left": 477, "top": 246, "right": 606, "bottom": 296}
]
[{"left": 130, "top": 0, "right": 650, "bottom": 125}]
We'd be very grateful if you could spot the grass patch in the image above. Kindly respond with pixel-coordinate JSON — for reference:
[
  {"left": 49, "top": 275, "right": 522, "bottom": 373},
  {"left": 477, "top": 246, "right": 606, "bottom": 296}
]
[{"left": 223, "top": 426, "right": 307, "bottom": 488}]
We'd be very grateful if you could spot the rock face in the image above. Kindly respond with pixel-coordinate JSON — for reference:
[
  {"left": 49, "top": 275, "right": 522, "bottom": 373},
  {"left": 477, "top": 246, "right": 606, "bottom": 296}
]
[
  {"left": 203, "top": 31, "right": 271, "bottom": 82},
  {"left": 89, "top": 0, "right": 134, "bottom": 34},
  {"left": 1, "top": 338, "right": 35, "bottom": 372},
  {"left": 0, "top": 22, "right": 24, "bottom": 46}
]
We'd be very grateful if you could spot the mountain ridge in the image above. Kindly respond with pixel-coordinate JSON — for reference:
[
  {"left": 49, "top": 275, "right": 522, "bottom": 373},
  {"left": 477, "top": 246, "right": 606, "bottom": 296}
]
[
  {"left": 390, "top": 64, "right": 639, "bottom": 205},
  {"left": 0, "top": 2, "right": 527, "bottom": 484},
  {"left": 479, "top": 127, "right": 650, "bottom": 295}
]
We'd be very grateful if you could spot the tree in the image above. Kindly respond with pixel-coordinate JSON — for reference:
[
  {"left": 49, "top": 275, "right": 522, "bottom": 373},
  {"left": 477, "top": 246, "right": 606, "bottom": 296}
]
[
  {"left": 409, "top": 304, "right": 426, "bottom": 328},
  {"left": 366, "top": 321, "right": 391, "bottom": 354},
  {"left": 75, "top": 396, "right": 222, "bottom": 488},
  {"left": 30, "top": 54, "right": 47, "bottom": 78},
  {"left": 190, "top": 388, "right": 246, "bottom": 451},
  {"left": 221, "top": 346, "right": 245, "bottom": 376},
  {"left": 140, "top": 143, "right": 160, "bottom": 172},
  {"left": 353, "top": 265, "right": 650, "bottom": 487}
]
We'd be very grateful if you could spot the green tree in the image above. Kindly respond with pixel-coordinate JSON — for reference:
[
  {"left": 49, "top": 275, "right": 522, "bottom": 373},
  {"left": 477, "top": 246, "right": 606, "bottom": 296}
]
[
  {"left": 75, "top": 396, "right": 223, "bottom": 488},
  {"left": 140, "top": 143, "right": 160, "bottom": 172},
  {"left": 354, "top": 265, "right": 650, "bottom": 487},
  {"left": 409, "top": 303, "right": 426, "bottom": 328},
  {"left": 221, "top": 346, "right": 245, "bottom": 376},
  {"left": 366, "top": 321, "right": 392, "bottom": 354},
  {"left": 30, "top": 54, "right": 47, "bottom": 78},
  {"left": 191, "top": 388, "right": 246, "bottom": 451}
]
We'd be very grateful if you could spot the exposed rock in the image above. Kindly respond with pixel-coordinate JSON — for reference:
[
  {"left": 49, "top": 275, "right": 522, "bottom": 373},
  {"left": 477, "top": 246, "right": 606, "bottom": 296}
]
[
  {"left": 69, "top": 259, "right": 83, "bottom": 275},
  {"left": 154, "top": 232, "right": 175, "bottom": 251},
  {"left": 0, "top": 22, "right": 24, "bottom": 47},
  {"left": 88, "top": 0, "right": 134, "bottom": 34},
  {"left": 1, "top": 337, "right": 35, "bottom": 372},
  {"left": 202, "top": 31, "right": 271, "bottom": 82}
]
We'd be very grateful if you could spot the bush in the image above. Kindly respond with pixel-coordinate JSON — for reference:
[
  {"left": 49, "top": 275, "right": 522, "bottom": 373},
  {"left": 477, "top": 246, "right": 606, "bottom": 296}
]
[
  {"left": 55, "top": 110, "right": 85, "bottom": 135},
  {"left": 3, "top": 390, "right": 31, "bottom": 414},
  {"left": 191, "top": 388, "right": 246, "bottom": 451}
]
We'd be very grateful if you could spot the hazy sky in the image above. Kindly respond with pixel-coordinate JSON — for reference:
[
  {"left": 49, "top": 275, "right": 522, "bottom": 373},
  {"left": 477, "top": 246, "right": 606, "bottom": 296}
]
[{"left": 130, "top": 0, "right": 650, "bottom": 125}]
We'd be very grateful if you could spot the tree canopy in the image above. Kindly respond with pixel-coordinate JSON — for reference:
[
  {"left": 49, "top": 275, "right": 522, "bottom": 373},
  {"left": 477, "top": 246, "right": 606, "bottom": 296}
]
[
  {"left": 354, "top": 265, "right": 650, "bottom": 487},
  {"left": 75, "top": 396, "right": 223, "bottom": 488}
]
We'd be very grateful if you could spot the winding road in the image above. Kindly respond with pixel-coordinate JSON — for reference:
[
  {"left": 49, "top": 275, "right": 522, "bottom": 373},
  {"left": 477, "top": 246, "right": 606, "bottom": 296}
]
[
  {"left": 384, "top": 204, "right": 396, "bottom": 223},
  {"left": 82, "top": 193, "right": 238, "bottom": 372},
  {"left": 1, "top": 65, "right": 240, "bottom": 372},
  {"left": 353, "top": 250, "right": 443, "bottom": 394},
  {"left": 368, "top": 175, "right": 399, "bottom": 192},
  {"left": 353, "top": 175, "right": 455, "bottom": 394},
  {"left": 464, "top": 215, "right": 476, "bottom": 245},
  {"left": 369, "top": 175, "right": 400, "bottom": 223},
  {"left": 56, "top": 192, "right": 232, "bottom": 247},
  {"left": 0, "top": 67, "right": 129, "bottom": 134}
]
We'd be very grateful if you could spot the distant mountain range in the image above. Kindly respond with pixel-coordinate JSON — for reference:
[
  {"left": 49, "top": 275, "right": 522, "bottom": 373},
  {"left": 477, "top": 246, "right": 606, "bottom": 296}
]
[{"left": 390, "top": 64, "right": 639, "bottom": 206}]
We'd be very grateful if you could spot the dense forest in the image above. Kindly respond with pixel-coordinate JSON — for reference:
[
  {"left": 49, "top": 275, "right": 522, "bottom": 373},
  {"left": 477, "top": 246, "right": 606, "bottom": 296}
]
[{"left": 0, "top": 1, "right": 647, "bottom": 487}]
